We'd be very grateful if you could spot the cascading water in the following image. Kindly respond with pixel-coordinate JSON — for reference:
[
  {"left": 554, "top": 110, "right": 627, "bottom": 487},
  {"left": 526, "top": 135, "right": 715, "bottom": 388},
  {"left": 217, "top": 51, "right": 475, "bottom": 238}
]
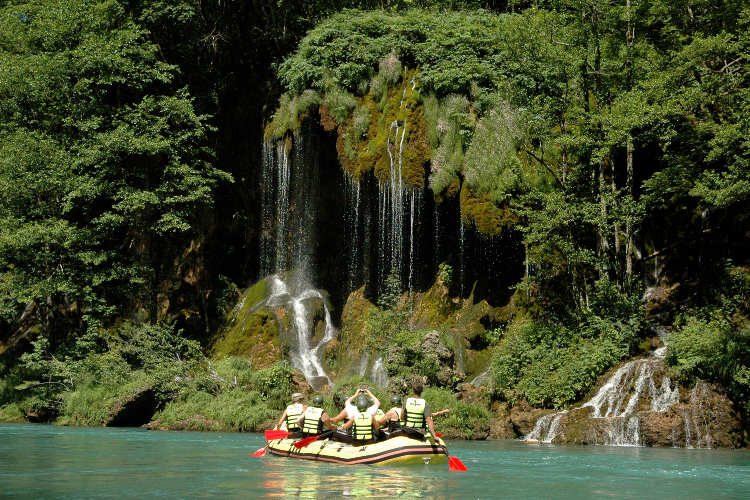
[
  {"left": 371, "top": 355, "right": 389, "bottom": 388},
  {"left": 264, "top": 274, "right": 334, "bottom": 389},
  {"left": 259, "top": 131, "right": 335, "bottom": 389},
  {"left": 525, "top": 346, "right": 681, "bottom": 446}
]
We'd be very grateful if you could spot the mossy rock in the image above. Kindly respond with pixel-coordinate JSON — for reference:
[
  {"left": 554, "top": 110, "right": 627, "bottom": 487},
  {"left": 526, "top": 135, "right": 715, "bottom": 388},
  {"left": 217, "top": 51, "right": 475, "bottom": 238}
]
[
  {"left": 460, "top": 182, "right": 517, "bottom": 236},
  {"left": 211, "top": 279, "right": 282, "bottom": 369}
]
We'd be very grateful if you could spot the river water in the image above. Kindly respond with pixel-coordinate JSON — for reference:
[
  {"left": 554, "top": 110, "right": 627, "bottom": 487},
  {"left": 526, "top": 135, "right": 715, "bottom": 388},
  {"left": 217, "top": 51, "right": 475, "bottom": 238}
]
[{"left": 1, "top": 423, "right": 749, "bottom": 498}]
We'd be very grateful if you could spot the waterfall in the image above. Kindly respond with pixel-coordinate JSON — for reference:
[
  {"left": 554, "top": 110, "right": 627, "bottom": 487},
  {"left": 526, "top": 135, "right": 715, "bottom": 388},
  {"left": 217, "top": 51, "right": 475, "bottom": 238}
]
[
  {"left": 525, "top": 347, "right": 680, "bottom": 446},
  {"left": 259, "top": 132, "right": 334, "bottom": 389},
  {"left": 371, "top": 355, "right": 389, "bottom": 388},
  {"left": 375, "top": 85, "right": 425, "bottom": 295},
  {"left": 264, "top": 274, "right": 334, "bottom": 389},
  {"left": 346, "top": 174, "right": 361, "bottom": 292},
  {"left": 683, "top": 382, "right": 714, "bottom": 449},
  {"left": 459, "top": 202, "right": 465, "bottom": 296}
]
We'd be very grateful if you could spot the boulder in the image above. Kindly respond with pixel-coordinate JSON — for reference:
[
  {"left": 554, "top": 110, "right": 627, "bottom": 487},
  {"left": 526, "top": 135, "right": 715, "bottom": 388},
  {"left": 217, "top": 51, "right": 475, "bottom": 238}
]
[
  {"left": 510, "top": 400, "right": 554, "bottom": 437},
  {"left": 420, "top": 330, "right": 453, "bottom": 363},
  {"left": 489, "top": 402, "right": 517, "bottom": 439}
]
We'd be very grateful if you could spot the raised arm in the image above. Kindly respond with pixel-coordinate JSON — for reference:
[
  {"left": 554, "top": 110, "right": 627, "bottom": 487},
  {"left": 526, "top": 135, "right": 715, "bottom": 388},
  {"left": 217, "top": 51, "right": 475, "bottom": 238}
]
[
  {"left": 364, "top": 388, "right": 380, "bottom": 411},
  {"left": 344, "top": 389, "right": 361, "bottom": 406},
  {"left": 432, "top": 408, "right": 451, "bottom": 418}
]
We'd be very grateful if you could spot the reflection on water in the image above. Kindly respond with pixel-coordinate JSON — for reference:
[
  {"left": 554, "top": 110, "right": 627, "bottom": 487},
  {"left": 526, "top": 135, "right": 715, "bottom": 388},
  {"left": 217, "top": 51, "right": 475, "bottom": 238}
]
[
  {"left": 261, "top": 459, "right": 432, "bottom": 498},
  {"left": 1, "top": 423, "right": 749, "bottom": 499}
]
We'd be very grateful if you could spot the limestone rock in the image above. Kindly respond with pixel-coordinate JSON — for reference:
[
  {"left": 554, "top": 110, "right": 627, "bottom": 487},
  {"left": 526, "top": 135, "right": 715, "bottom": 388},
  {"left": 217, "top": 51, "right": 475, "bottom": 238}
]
[
  {"left": 489, "top": 402, "right": 517, "bottom": 439},
  {"left": 510, "top": 400, "right": 554, "bottom": 436},
  {"left": 420, "top": 330, "right": 453, "bottom": 363}
]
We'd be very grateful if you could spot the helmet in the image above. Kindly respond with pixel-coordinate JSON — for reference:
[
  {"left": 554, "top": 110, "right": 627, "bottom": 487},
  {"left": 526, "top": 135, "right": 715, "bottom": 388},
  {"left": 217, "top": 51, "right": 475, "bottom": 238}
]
[
  {"left": 312, "top": 395, "right": 324, "bottom": 406},
  {"left": 390, "top": 395, "right": 401, "bottom": 407},
  {"left": 356, "top": 394, "right": 370, "bottom": 411}
]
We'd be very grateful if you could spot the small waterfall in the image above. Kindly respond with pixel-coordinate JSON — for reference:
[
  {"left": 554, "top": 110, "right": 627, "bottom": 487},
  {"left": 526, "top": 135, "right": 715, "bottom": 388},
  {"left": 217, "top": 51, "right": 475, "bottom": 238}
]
[
  {"left": 459, "top": 202, "right": 465, "bottom": 296},
  {"left": 525, "top": 347, "right": 680, "bottom": 446},
  {"left": 371, "top": 356, "right": 389, "bottom": 388},
  {"left": 470, "top": 366, "right": 490, "bottom": 388},
  {"left": 259, "top": 131, "right": 334, "bottom": 389},
  {"left": 683, "top": 382, "right": 713, "bottom": 449},
  {"left": 346, "top": 174, "right": 361, "bottom": 292},
  {"left": 265, "top": 273, "right": 334, "bottom": 389}
]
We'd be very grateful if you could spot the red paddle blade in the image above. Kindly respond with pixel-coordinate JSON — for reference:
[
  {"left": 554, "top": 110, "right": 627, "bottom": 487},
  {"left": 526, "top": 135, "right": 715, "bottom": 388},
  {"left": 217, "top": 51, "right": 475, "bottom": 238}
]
[
  {"left": 265, "top": 430, "right": 290, "bottom": 441},
  {"left": 448, "top": 456, "right": 468, "bottom": 472},
  {"left": 293, "top": 435, "right": 321, "bottom": 448},
  {"left": 435, "top": 432, "right": 443, "bottom": 437},
  {"left": 251, "top": 446, "right": 267, "bottom": 457}
]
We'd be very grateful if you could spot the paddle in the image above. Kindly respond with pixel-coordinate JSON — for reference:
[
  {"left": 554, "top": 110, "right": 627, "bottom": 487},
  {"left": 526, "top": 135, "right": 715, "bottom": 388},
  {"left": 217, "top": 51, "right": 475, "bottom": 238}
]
[
  {"left": 293, "top": 429, "right": 335, "bottom": 448},
  {"left": 250, "top": 445, "right": 268, "bottom": 457},
  {"left": 431, "top": 432, "right": 467, "bottom": 471},
  {"left": 448, "top": 455, "right": 468, "bottom": 472},
  {"left": 265, "top": 429, "right": 291, "bottom": 441}
]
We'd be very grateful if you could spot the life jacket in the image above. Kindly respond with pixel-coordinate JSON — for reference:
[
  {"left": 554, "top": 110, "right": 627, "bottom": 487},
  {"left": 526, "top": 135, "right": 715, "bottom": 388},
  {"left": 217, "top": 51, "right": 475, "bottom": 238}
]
[
  {"left": 404, "top": 397, "right": 426, "bottom": 429},
  {"left": 302, "top": 406, "right": 324, "bottom": 435},
  {"left": 352, "top": 412, "right": 374, "bottom": 441},
  {"left": 285, "top": 403, "right": 304, "bottom": 431},
  {"left": 375, "top": 408, "right": 385, "bottom": 419}
]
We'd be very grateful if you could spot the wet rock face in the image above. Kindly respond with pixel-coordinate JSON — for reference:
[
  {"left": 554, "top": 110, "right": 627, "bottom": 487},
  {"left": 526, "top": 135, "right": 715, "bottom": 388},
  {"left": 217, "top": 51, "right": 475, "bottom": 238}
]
[
  {"left": 510, "top": 400, "right": 554, "bottom": 437},
  {"left": 640, "top": 383, "right": 743, "bottom": 448},
  {"left": 489, "top": 402, "right": 516, "bottom": 439},
  {"left": 420, "top": 330, "right": 453, "bottom": 363}
]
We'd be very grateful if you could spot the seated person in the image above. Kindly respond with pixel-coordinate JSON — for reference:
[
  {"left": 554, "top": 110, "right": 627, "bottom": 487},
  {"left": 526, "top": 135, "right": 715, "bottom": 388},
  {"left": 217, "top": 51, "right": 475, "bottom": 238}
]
[
  {"left": 402, "top": 381, "right": 439, "bottom": 440},
  {"left": 377, "top": 395, "right": 452, "bottom": 437},
  {"left": 275, "top": 392, "right": 306, "bottom": 432},
  {"left": 329, "top": 387, "right": 380, "bottom": 425},
  {"left": 340, "top": 394, "right": 378, "bottom": 444},
  {"left": 376, "top": 395, "right": 405, "bottom": 432},
  {"left": 295, "top": 395, "right": 336, "bottom": 437}
]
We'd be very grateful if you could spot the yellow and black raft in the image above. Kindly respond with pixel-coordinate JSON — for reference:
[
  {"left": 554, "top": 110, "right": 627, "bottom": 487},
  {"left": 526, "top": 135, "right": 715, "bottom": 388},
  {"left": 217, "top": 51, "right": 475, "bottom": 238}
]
[{"left": 266, "top": 430, "right": 448, "bottom": 466}]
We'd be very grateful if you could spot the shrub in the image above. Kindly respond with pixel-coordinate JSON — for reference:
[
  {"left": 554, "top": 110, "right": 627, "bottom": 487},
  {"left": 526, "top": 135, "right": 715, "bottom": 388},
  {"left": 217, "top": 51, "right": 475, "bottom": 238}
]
[{"left": 423, "top": 387, "right": 490, "bottom": 439}]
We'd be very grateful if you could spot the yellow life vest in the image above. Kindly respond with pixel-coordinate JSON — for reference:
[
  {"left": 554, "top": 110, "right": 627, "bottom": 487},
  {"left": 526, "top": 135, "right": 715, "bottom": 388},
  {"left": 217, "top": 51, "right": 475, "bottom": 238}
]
[
  {"left": 352, "top": 412, "right": 374, "bottom": 441},
  {"left": 302, "top": 406, "right": 323, "bottom": 435},
  {"left": 375, "top": 408, "right": 385, "bottom": 419},
  {"left": 405, "top": 397, "right": 426, "bottom": 428},
  {"left": 285, "top": 403, "right": 304, "bottom": 431}
]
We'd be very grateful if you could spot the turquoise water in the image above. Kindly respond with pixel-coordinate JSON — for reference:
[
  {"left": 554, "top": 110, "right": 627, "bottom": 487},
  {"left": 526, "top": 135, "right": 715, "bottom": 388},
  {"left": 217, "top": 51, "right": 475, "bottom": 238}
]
[{"left": 1, "top": 423, "right": 749, "bottom": 498}]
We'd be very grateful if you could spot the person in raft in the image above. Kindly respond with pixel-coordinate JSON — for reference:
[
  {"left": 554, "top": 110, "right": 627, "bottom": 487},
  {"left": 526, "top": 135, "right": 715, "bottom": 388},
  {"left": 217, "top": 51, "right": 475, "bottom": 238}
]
[
  {"left": 377, "top": 394, "right": 451, "bottom": 433},
  {"left": 402, "top": 381, "right": 440, "bottom": 439},
  {"left": 329, "top": 387, "right": 380, "bottom": 425},
  {"left": 339, "top": 393, "right": 380, "bottom": 443},
  {"left": 295, "top": 395, "right": 336, "bottom": 437},
  {"left": 275, "top": 392, "right": 306, "bottom": 432}
]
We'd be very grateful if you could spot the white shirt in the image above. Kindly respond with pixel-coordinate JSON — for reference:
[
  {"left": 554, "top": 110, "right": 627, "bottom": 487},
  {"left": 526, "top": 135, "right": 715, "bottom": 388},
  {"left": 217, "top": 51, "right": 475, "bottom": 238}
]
[{"left": 345, "top": 403, "right": 378, "bottom": 419}]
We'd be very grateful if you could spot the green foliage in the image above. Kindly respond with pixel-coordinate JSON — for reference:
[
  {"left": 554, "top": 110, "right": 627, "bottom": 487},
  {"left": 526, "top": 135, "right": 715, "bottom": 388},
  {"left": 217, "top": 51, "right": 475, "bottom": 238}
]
[
  {"left": 423, "top": 387, "right": 490, "bottom": 439},
  {"left": 490, "top": 319, "right": 629, "bottom": 408},
  {"left": 438, "top": 263, "right": 453, "bottom": 287},
  {"left": 0, "top": 0, "right": 230, "bottom": 343},
  {"left": 265, "top": 90, "right": 322, "bottom": 139},
  {"left": 464, "top": 102, "right": 525, "bottom": 204},
  {"left": 490, "top": 279, "right": 644, "bottom": 408},
  {"left": 666, "top": 266, "right": 750, "bottom": 414}
]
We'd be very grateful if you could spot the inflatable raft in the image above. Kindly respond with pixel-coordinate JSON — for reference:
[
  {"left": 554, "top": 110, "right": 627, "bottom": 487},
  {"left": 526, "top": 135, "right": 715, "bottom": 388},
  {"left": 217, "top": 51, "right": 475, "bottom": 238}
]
[{"left": 267, "top": 433, "right": 448, "bottom": 466}]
